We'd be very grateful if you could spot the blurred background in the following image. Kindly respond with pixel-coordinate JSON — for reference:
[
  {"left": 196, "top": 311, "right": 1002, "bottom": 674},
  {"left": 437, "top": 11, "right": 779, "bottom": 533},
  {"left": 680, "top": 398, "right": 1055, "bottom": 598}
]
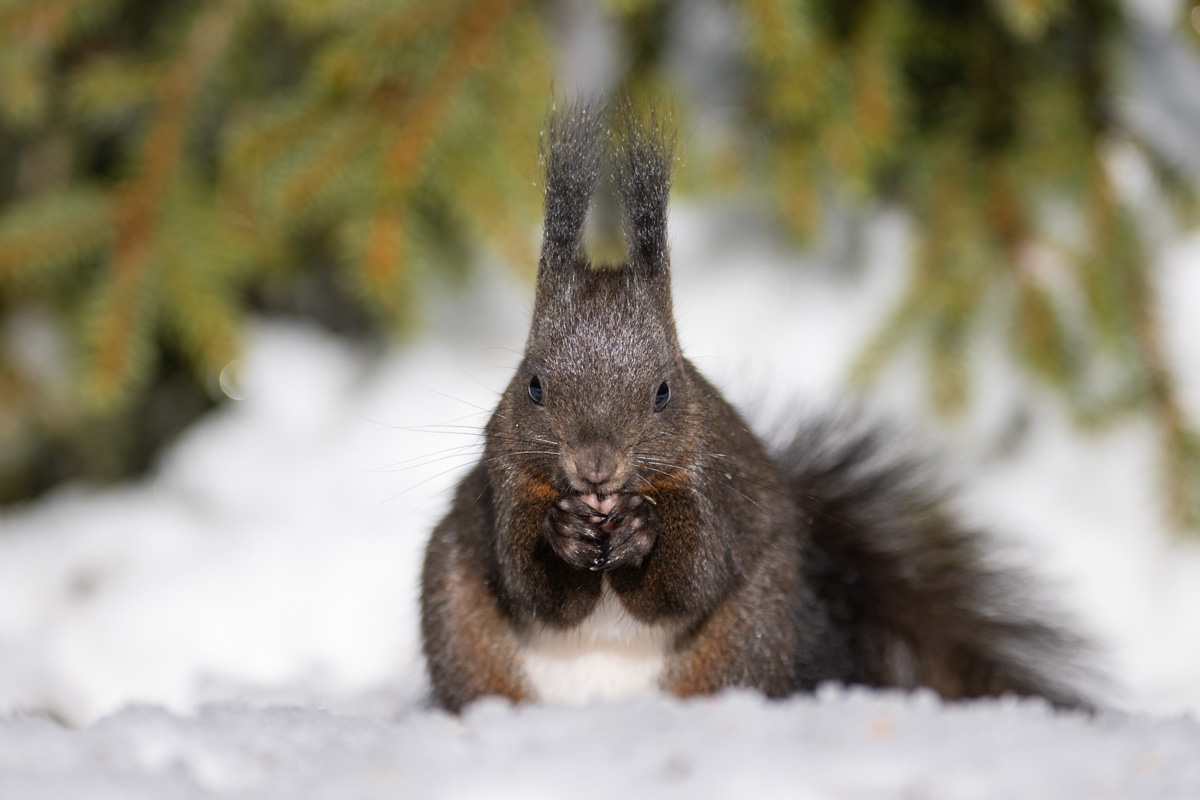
[{"left": 1, "top": 0, "right": 1199, "bottom": 725}]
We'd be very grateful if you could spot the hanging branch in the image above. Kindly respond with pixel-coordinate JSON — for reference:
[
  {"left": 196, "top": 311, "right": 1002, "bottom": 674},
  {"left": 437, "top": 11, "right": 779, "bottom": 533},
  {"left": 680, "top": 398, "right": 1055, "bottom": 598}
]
[
  {"left": 0, "top": 187, "right": 113, "bottom": 281},
  {"left": 87, "top": 0, "right": 246, "bottom": 408},
  {"left": 363, "top": 0, "right": 518, "bottom": 303},
  {"left": 1093, "top": 179, "right": 1197, "bottom": 530}
]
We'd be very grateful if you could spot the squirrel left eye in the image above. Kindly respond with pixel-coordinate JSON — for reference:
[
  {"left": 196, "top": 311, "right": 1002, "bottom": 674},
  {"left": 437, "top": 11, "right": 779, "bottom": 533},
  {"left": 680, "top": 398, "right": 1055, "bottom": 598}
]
[
  {"left": 653, "top": 382, "right": 670, "bottom": 412},
  {"left": 528, "top": 375, "right": 544, "bottom": 405}
]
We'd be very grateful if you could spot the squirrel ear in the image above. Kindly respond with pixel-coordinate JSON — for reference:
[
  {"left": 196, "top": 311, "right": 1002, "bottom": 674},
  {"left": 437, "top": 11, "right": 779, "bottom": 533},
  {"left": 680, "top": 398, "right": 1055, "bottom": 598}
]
[
  {"left": 613, "top": 103, "right": 674, "bottom": 277},
  {"left": 537, "top": 99, "right": 605, "bottom": 285}
]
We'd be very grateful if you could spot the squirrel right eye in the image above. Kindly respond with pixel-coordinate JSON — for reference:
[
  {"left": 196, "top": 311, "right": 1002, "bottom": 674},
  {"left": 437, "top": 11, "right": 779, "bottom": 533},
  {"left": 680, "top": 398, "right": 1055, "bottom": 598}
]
[{"left": 528, "top": 375, "right": 544, "bottom": 405}]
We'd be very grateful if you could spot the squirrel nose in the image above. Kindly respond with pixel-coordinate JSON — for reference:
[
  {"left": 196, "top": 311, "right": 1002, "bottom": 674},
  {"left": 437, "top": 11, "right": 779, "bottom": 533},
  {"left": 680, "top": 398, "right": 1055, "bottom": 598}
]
[
  {"left": 575, "top": 443, "right": 621, "bottom": 489},
  {"left": 580, "top": 464, "right": 614, "bottom": 487}
]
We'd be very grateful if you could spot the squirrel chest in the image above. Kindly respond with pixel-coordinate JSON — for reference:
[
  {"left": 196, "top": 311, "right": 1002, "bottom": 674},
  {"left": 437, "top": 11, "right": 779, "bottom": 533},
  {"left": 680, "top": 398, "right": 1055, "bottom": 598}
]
[{"left": 516, "top": 580, "right": 680, "bottom": 704}]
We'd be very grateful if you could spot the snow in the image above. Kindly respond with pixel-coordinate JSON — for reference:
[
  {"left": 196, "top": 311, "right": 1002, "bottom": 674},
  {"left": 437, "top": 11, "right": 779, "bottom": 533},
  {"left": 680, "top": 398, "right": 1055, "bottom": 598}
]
[
  {"left": 1, "top": 206, "right": 1200, "bottom": 795},
  {"left": 0, "top": 691, "right": 1197, "bottom": 799}
]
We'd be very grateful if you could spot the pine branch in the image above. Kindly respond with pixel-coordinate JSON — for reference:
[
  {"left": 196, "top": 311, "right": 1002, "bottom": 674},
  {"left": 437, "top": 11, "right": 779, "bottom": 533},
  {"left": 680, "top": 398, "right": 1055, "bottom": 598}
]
[
  {"left": 379, "top": 0, "right": 519, "bottom": 184},
  {"left": 0, "top": 0, "right": 121, "bottom": 125},
  {"left": 369, "top": 0, "right": 462, "bottom": 46},
  {"left": 160, "top": 243, "right": 241, "bottom": 376},
  {"left": 772, "top": 139, "right": 823, "bottom": 239},
  {"left": 273, "top": 115, "right": 378, "bottom": 222},
  {"left": 0, "top": 0, "right": 107, "bottom": 42},
  {"left": 0, "top": 34, "right": 49, "bottom": 126},
  {"left": 992, "top": 0, "right": 1066, "bottom": 40},
  {"left": 68, "top": 56, "right": 161, "bottom": 124},
  {"left": 364, "top": 0, "right": 518, "bottom": 300},
  {"left": 87, "top": 0, "right": 246, "bottom": 409},
  {"left": 0, "top": 187, "right": 114, "bottom": 282},
  {"left": 739, "top": 0, "right": 810, "bottom": 67},
  {"left": 1014, "top": 280, "right": 1076, "bottom": 387},
  {"left": 1111, "top": 207, "right": 1197, "bottom": 530},
  {"left": 227, "top": 100, "right": 340, "bottom": 174}
]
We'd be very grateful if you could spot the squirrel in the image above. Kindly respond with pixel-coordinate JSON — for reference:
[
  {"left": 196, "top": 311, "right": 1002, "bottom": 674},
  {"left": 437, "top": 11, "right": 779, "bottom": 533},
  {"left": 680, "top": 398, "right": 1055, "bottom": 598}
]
[{"left": 419, "top": 101, "right": 1092, "bottom": 713}]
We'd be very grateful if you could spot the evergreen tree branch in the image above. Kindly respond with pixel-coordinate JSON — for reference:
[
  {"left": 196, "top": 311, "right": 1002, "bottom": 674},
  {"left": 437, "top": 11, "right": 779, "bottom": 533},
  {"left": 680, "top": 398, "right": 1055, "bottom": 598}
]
[
  {"left": 0, "top": 187, "right": 114, "bottom": 282},
  {"left": 89, "top": 0, "right": 247, "bottom": 407},
  {"left": 364, "top": 0, "right": 518, "bottom": 297},
  {"left": 1115, "top": 211, "right": 1195, "bottom": 530},
  {"left": 381, "top": 0, "right": 519, "bottom": 184}
]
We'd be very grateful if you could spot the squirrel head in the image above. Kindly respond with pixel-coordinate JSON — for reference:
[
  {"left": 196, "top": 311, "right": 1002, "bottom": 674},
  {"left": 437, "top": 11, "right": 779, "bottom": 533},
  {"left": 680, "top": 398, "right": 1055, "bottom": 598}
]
[{"left": 492, "top": 101, "right": 696, "bottom": 499}]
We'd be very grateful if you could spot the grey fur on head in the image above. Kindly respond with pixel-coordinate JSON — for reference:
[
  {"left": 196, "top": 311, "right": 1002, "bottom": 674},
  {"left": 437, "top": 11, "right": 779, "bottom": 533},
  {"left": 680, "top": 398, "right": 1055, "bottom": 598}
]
[
  {"left": 612, "top": 103, "right": 674, "bottom": 274},
  {"left": 538, "top": 100, "right": 675, "bottom": 279},
  {"left": 538, "top": 99, "right": 606, "bottom": 274}
]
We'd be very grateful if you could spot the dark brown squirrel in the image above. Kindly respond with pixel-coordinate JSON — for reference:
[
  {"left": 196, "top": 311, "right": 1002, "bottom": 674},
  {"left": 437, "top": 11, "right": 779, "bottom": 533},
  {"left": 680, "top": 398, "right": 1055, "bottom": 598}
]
[{"left": 419, "top": 102, "right": 1092, "bottom": 713}]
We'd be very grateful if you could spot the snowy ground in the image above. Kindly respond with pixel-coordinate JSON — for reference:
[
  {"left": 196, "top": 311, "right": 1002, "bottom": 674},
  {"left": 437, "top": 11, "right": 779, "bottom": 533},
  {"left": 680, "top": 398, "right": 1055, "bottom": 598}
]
[
  {"left": 1, "top": 205, "right": 1199, "bottom": 795},
  {"left": 2, "top": 690, "right": 1198, "bottom": 800}
]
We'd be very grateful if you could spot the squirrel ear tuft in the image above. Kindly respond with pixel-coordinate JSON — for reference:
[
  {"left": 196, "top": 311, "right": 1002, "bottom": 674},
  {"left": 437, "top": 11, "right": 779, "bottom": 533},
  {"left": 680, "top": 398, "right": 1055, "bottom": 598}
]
[
  {"left": 538, "top": 99, "right": 606, "bottom": 280},
  {"left": 612, "top": 102, "right": 674, "bottom": 277}
]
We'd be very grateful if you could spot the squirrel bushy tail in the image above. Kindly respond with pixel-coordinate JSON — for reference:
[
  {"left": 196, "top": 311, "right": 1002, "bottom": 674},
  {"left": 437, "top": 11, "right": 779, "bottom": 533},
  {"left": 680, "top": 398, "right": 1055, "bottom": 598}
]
[{"left": 780, "top": 412, "right": 1095, "bottom": 709}]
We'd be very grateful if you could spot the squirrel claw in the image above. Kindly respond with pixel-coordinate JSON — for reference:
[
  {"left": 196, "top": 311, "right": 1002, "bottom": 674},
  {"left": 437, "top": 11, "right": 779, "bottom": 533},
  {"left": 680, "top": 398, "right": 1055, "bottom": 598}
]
[
  {"left": 547, "top": 498, "right": 607, "bottom": 570},
  {"left": 547, "top": 492, "right": 655, "bottom": 572}
]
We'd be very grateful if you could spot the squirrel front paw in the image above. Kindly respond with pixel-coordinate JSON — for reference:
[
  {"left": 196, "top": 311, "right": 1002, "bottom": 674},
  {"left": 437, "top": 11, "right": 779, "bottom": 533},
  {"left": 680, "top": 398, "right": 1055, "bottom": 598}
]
[
  {"left": 546, "top": 493, "right": 657, "bottom": 571},
  {"left": 597, "top": 493, "right": 657, "bottom": 570},
  {"left": 547, "top": 495, "right": 607, "bottom": 571}
]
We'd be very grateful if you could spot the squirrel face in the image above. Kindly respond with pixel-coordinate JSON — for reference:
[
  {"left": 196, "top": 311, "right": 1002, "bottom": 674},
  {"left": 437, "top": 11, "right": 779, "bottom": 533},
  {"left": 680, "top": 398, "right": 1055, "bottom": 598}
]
[
  {"left": 505, "top": 259, "right": 690, "bottom": 501},
  {"left": 485, "top": 101, "right": 683, "bottom": 509}
]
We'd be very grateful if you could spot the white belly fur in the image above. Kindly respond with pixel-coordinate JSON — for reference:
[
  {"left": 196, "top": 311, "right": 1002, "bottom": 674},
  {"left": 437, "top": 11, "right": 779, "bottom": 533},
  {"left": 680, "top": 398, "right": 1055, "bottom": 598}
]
[{"left": 518, "top": 580, "right": 677, "bottom": 704}]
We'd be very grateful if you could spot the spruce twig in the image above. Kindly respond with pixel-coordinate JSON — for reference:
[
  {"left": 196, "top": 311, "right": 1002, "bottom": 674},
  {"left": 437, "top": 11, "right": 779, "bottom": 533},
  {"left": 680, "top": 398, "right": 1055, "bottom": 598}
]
[
  {"left": 364, "top": 0, "right": 518, "bottom": 304},
  {"left": 87, "top": 0, "right": 246, "bottom": 408}
]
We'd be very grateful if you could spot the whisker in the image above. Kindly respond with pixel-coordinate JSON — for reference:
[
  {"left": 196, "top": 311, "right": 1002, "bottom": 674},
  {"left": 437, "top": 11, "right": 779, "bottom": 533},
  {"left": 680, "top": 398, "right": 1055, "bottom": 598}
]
[
  {"left": 390, "top": 424, "right": 559, "bottom": 450},
  {"left": 456, "top": 365, "right": 507, "bottom": 397},
  {"left": 633, "top": 455, "right": 787, "bottom": 525},
  {"left": 365, "top": 447, "right": 484, "bottom": 475},
  {"left": 366, "top": 461, "right": 483, "bottom": 511},
  {"left": 419, "top": 386, "right": 512, "bottom": 421}
]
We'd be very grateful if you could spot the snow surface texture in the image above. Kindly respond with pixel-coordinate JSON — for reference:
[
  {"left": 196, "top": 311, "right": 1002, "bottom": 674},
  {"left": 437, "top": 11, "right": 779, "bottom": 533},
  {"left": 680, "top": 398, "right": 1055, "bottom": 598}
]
[
  {"left": 2, "top": 690, "right": 1198, "bottom": 800},
  {"left": 1, "top": 206, "right": 1199, "bottom": 795}
]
